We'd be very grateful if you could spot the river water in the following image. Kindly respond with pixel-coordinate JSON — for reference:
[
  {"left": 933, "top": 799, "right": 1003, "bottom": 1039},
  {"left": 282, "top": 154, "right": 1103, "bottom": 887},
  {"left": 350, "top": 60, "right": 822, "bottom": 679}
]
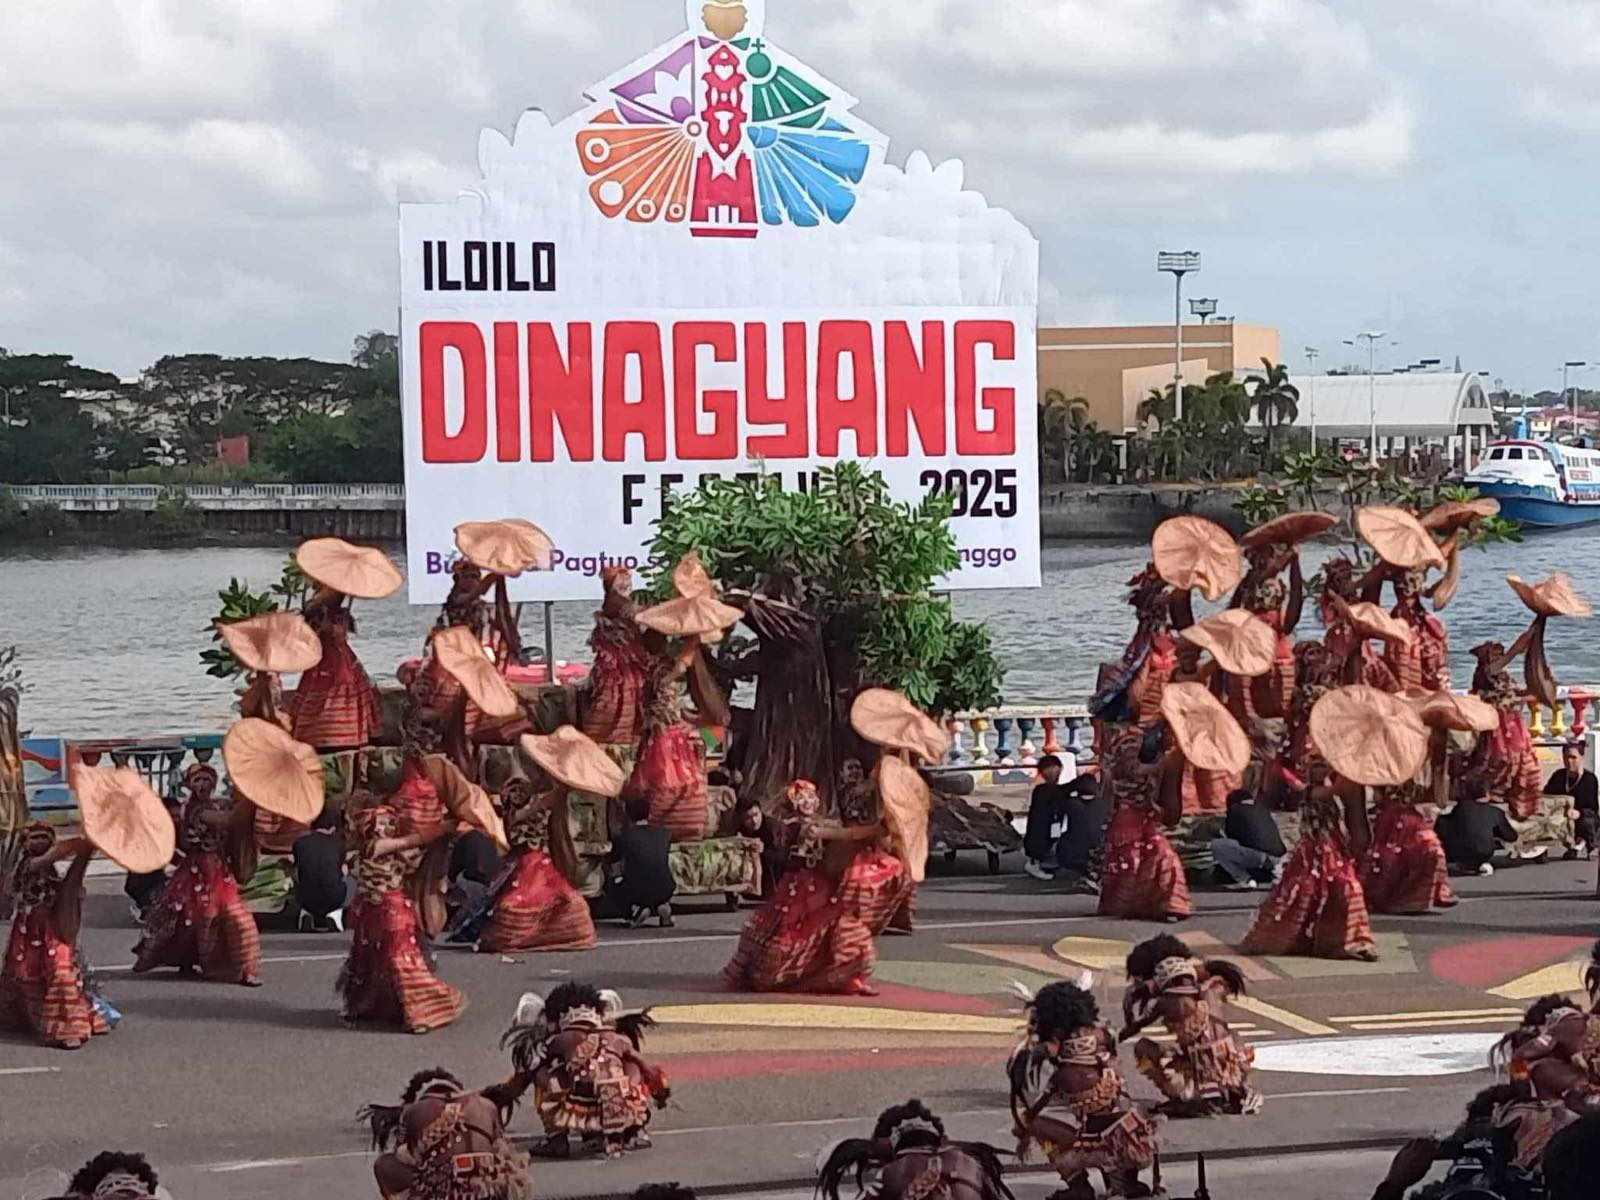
[{"left": 0, "top": 534, "right": 1593, "bottom": 738}]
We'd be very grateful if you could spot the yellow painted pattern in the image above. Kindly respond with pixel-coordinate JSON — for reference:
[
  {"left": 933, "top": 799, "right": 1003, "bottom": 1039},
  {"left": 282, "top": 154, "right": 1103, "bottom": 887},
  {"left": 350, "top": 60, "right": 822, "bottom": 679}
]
[
  {"left": 1333, "top": 1008, "right": 1523, "bottom": 1023},
  {"left": 1488, "top": 961, "right": 1587, "bottom": 1001},
  {"left": 1230, "top": 995, "right": 1336, "bottom": 1037},
  {"left": 1050, "top": 935, "right": 1132, "bottom": 972},
  {"left": 651, "top": 1003, "right": 1020, "bottom": 1035}
]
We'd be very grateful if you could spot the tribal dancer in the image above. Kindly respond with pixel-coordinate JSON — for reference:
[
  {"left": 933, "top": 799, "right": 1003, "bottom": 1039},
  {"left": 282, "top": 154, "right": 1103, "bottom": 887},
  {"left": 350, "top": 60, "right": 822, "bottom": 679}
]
[
  {"left": 1360, "top": 781, "right": 1457, "bottom": 914},
  {"left": 450, "top": 778, "right": 595, "bottom": 954},
  {"left": 502, "top": 984, "right": 669, "bottom": 1159},
  {"left": 1228, "top": 541, "right": 1300, "bottom": 724},
  {"left": 1120, "top": 935, "right": 1259, "bottom": 1117},
  {"left": 1240, "top": 763, "right": 1377, "bottom": 961},
  {"left": 289, "top": 589, "right": 381, "bottom": 751},
  {"left": 1009, "top": 980, "right": 1161, "bottom": 1200},
  {"left": 1491, "top": 997, "right": 1584, "bottom": 1169},
  {"left": 582, "top": 565, "right": 651, "bottom": 747},
  {"left": 723, "top": 780, "right": 881, "bottom": 996},
  {"left": 817, "top": 1100, "right": 1014, "bottom": 1200},
  {"left": 339, "top": 804, "right": 465, "bottom": 1034},
  {"left": 1092, "top": 567, "right": 1178, "bottom": 732},
  {"left": 59, "top": 1151, "right": 161, "bottom": 1199},
  {"left": 133, "top": 764, "right": 262, "bottom": 985},
  {"left": 1387, "top": 567, "right": 1450, "bottom": 692},
  {"left": 1097, "top": 728, "right": 1191, "bottom": 923},
  {"left": 1317, "top": 559, "right": 1399, "bottom": 691},
  {"left": 0, "top": 825, "right": 110, "bottom": 1049},
  {"left": 365, "top": 1068, "right": 532, "bottom": 1200},
  {"left": 1510, "top": 942, "right": 1600, "bottom": 1114},
  {"left": 627, "top": 640, "right": 716, "bottom": 843},
  {"left": 835, "top": 758, "right": 915, "bottom": 936}
]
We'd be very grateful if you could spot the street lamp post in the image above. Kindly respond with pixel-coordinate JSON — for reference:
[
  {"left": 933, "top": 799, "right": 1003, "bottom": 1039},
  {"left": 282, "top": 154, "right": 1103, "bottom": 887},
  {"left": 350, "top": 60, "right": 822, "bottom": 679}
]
[
  {"left": 1343, "top": 331, "right": 1387, "bottom": 465},
  {"left": 1304, "top": 346, "right": 1319, "bottom": 449},
  {"left": 1189, "top": 297, "right": 1218, "bottom": 324},
  {"left": 1564, "top": 360, "right": 1588, "bottom": 426},
  {"left": 1158, "top": 251, "right": 1201, "bottom": 421}
]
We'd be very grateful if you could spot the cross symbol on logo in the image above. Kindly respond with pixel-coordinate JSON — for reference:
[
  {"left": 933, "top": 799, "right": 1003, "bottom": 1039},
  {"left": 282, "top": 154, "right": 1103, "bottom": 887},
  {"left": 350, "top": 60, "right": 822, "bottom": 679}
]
[{"left": 750, "top": 38, "right": 766, "bottom": 52}]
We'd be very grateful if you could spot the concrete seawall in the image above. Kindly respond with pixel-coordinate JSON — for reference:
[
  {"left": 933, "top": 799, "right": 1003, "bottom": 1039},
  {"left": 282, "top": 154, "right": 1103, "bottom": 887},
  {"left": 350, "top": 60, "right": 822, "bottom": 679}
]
[{"left": 1040, "top": 483, "right": 1249, "bottom": 539}]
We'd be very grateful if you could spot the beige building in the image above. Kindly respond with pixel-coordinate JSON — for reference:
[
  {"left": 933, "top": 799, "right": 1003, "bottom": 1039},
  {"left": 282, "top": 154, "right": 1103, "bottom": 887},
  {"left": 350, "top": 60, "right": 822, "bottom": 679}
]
[{"left": 1038, "top": 323, "right": 1282, "bottom": 433}]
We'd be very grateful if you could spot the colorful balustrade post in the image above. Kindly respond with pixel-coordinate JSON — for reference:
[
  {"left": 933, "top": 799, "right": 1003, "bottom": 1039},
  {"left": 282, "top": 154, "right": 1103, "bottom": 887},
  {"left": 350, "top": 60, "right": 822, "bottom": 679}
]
[
  {"left": 1572, "top": 689, "right": 1592, "bottom": 739},
  {"left": 1041, "top": 716, "right": 1062, "bottom": 755},
  {"left": 1529, "top": 701, "right": 1547, "bottom": 739},
  {"left": 994, "top": 717, "right": 1015, "bottom": 765},
  {"left": 1016, "top": 718, "right": 1039, "bottom": 766}
]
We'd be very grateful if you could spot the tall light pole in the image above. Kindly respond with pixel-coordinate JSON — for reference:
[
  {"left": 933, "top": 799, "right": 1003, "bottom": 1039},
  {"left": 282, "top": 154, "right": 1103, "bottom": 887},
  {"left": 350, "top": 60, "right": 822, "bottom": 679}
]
[
  {"left": 1564, "top": 360, "right": 1588, "bottom": 426},
  {"left": 1189, "top": 297, "right": 1218, "bottom": 324},
  {"left": 1343, "top": 331, "right": 1387, "bottom": 465},
  {"left": 1304, "top": 346, "right": 1319, "bottom": 449},
  {"left": 1158, "top": 251, "right": 1201, "bottom": 420}
]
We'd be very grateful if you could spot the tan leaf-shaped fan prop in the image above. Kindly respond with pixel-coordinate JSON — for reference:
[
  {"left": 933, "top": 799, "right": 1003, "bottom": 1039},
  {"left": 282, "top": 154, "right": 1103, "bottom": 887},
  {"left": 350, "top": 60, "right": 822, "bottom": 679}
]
[
  {"left": 672, "top": 551, "right": 716, "bottom": 599},
  {"left": 73, "top": 765, "right": 176, "bottom": 874},
  {"left": 219, "top": 612, "right": 323, "bottom": 674},
  {"left": 1151, "top": 516, "right": 1243, "bottom": 601},
  {"left": 432, "top": 626, "right": 521, "bottom": 719},
  {"left": 1177, "top": 609, "right": 1277, "bottom": 677},
  {"left": 636, "top": 592, "right": 742, "bottom": 640},
  {"left": 1159, "top": 682, "right": 1250, "bottom": 774},
  {"left": 1240, "top": 510, "right": 1337, "bottom": 548},
  {"left": 222, "top": 718, "right": 325, "bottom": 824},
  {"left": 1507, "top": 573, "right": 1592, "bottom": 709},
  {"left": 1344, "top": 601, "right": 1413, "bottom": 646},
  {"left": 1355, "top": 507, "right": 1446, "bottom": 570},
  {"left": 849, "top": 688, "right": 947, "bottom": 763},
  {"left": 454, "top": 519, "right": 554, "bottom": 576},
  {"left": 520, "top": 727, "right": 627, "bottom": 797},
  {"left": 295, "top": 537, "right": 405, "bottom": 599},
  {"left": 878, "top": 755, "right": 931, "bottom": 884},
  {"left": 1309, "top": 685, "right": 1429, "bottom": 786}
]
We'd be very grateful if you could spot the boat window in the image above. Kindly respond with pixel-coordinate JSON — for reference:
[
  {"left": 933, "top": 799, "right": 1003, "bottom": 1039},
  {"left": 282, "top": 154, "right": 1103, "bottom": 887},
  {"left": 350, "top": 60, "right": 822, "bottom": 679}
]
[
  {"left": 1487, "top": 448, "right": 1505, "bottom": 459},
  {"left": 1506, "top": 448, "right": 1524, "bottom": 459}
]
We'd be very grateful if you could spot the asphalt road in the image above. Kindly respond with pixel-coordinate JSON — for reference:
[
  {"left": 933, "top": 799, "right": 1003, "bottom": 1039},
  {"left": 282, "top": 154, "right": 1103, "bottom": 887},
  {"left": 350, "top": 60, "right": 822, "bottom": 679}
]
[{"left": 4, "top": 851, "right": 1597, "bottom": 1199}]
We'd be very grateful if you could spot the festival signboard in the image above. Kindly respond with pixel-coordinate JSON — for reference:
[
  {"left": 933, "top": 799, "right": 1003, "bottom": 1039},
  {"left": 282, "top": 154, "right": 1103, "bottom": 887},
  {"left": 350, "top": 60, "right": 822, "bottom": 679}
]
[{"left": 398, "top": 0, "right": 1041, "bottom": 602}]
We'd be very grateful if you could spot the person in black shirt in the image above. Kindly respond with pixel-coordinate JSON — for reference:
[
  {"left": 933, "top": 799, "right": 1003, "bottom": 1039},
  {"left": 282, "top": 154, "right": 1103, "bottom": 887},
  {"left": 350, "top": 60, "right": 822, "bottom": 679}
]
[
  {"left": 1545, "top": 741, "right": 1599, "bottom": 859},
  {"left": 293, "top": 806, "right": 348, "bottom": 932},
  {"left": 1210, "top": 789, "right": 1287, "bottom": 890},
  {"left": 734, "top": 796, "right": 781, "bottom": 898},
  {"left": 1436, "top": 781, "right": 1519, "bottom": 875},
  {"left": 1024, "top": 755, "right": 1070, "bottom": 880},
  {"left": 1054, "top": 769, "right": 1108, "bottom": 892},
  {"left": 606, "top": 792, "right": 677, "bottom": 927}
]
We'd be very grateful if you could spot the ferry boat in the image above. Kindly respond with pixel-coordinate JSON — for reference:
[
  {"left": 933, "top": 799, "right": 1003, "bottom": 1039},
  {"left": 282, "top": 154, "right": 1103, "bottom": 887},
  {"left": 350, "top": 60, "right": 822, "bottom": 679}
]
[{"left": 1463, "top": 438, "right": 1600, "bottom": 528}]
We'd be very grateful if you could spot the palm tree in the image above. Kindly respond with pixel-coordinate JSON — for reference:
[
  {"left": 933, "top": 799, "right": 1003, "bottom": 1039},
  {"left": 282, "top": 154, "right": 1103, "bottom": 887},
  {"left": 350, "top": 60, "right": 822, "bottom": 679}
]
[
  {"left": 1250, "top": 359, "right": 1301, "bottom": 466},
  {"left": 1039, "top": 390, "right": 1090, "bottom": 483},
  {"left": 1138, "top": 385, "right": 1176, "bottom": 431},
  {"left": 1074, "top": 422, "right": 1117, "bottom": 483}
]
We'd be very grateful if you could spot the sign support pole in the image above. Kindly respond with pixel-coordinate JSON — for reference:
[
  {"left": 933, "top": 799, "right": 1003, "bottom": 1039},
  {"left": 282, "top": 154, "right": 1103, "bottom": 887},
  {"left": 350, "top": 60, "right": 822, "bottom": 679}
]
[{"left": 542, "top": 602, "right": 556, "bottom": 681}]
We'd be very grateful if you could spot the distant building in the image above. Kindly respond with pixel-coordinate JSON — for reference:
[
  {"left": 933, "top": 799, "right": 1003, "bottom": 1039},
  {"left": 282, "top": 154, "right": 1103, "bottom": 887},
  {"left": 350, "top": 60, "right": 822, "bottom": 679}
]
[
  {"left": 1274, "top": 372, "right": 1496, "bottom": 465},
  {"left": 1037, "top": 323, "right": 1281, "bottom": 433}
]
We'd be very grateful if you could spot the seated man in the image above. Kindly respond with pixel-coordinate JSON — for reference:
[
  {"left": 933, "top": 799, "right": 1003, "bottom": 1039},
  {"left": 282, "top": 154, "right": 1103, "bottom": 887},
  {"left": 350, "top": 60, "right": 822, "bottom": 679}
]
[
  {"left": 292, "top": 806, "right": 348, "bottom": 932},
  {"left": 1436, "top": 782, "right": 1520, "bottom": 876},
  {"left": 1054, "top": 767, "right": 1108, "bottom": 892},
  {"left": 1210, "top": 788, "right": 1287, "bottom": 891},
  {"left": 1545, "top": 741, "right": 1600, "bottom": 860},
  {"left": 606, "top": 792, "right": 677, "bottom": 928}
]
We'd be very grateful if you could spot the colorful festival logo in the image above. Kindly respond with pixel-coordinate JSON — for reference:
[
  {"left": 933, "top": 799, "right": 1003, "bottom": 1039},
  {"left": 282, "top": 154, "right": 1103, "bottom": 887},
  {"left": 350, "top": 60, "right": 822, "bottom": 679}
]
[{"left": 575, "top": 0, "right": 883, "bottom": 238}]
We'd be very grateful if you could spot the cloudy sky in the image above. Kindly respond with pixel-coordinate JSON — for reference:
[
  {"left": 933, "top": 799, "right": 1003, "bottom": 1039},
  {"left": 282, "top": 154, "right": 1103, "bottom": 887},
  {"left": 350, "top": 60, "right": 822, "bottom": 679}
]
[{"left": 1, "top": 0, "right": 1595, "bottom": 390}]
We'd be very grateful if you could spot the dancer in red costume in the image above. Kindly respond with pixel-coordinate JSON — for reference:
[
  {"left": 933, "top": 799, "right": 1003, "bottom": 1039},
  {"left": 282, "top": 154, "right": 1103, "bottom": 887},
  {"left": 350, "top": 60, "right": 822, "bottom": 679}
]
[
  {"left": 835, "top": 758, "right": 915, "bottom": 935},
  {"left": 1387, "top": 567, "right": 1450, "bottom": 691},
  {"left": 463, "top": 778, "right": 596, "bottom": 954},
  {"left": 389, "top": 702, "right": 447, "bottom": 830},
  {"left": 1097, "top": 728, "right": 1191, "bottom": 923},
  {"left": 289, "top": 590, "right": 381, "bottom": 750},
  {"left": 339, "top": 804, "right": 466, "bottom": 1033},
  {"left": 628, "top": 640, "right": 719, "bottom": 843},
  {"left": 133, "top": 764, "right": 263, "bottom": 985},
  {"left": 1241, "top": 759, "right": 1377, "bottom": 961},
  {"left": 1361, "top": 781, "right": 1457, "bottom": 914},
  {"left": 1467, "top": 639, "right": 1543, "bottom": 821},
  {"left": 723, "top": 780, "right": 882, "bottom": 995},
  {"left": 0, "top": 824, "right": 109, "bottom": 1049},
  {"left": 582, "top": 565, "right": 652, "bottom": 747}
]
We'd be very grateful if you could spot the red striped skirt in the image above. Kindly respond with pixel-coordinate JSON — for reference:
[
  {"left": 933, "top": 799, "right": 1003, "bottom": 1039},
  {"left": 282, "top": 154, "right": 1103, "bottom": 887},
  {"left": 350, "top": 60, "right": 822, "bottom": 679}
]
[
  {"left": 391, "top": 760, "right": 445, "bottom": 829},
  {"left": 582, "top": 643, "right": 650, "bottom": 747},
  {"left": 723, "top": 868, "right": 874, "bottom": 994},
  {"left": 134, "top": 851, "right": 261, "bottom": 982},
  {"left": 479, "top": 850, "right": 597, "bottom": 953},
  {"left": 1241, "top": 836, "right": 1374, "bottom": 958},
  {"left": 1361, "top": 806, "right": 1456, "bottom": 914},
  {"left": 340, "top": 890, "right": 466, "bottom": 1031},
  {"left": 630, "top": 725, "right": 707, "bottom": 843},
  {"left": 290, "top": 643, "right": 380, "bottom": 749},
  {"left": 0, "top": 908, "right": 109, "bottom": 1047},
  {"left": 836, "top": 848, "right": 915, "bottom": 934},
  {"left": 1098, "top": 805, "right": 1193, "bottom": 920}
]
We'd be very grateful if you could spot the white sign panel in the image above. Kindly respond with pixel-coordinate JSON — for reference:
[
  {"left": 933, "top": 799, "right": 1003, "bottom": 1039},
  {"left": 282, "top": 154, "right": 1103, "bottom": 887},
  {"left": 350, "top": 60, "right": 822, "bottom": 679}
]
[{"left": 399, "top": 0, "right": 1040, "bottom": 602}]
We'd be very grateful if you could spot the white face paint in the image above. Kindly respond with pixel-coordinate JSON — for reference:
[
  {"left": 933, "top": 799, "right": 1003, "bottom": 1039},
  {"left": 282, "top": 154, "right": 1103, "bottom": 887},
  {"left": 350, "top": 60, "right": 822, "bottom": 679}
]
[{"left": 1253, "top": 1032, "right": 1502, "bottom": 1078}]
